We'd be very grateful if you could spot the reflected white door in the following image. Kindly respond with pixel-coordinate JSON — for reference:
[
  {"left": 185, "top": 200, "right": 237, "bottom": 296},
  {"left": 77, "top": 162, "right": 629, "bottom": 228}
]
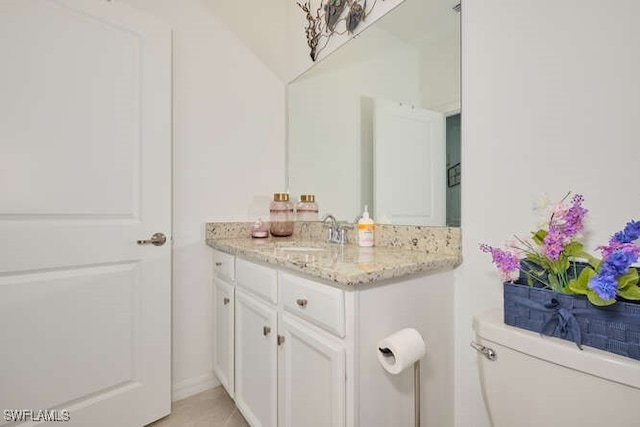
[
  {"left": 373, "top": 100, "right": 445, "bottom": 226},
  {"left": 0, "top": 1, "right": 171, "bottom": 426}
]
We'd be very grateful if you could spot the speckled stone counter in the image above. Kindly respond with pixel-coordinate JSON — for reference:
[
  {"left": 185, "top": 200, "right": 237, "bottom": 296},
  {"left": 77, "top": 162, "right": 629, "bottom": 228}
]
[{"left": 206, "top": 222, "right": 462, "bottom": 286}]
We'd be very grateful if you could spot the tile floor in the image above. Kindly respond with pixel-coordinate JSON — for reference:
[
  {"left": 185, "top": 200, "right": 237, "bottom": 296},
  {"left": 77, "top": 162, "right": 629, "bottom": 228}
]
[{"left": 147, "top": 387, "right": 248, "bottom": 427}]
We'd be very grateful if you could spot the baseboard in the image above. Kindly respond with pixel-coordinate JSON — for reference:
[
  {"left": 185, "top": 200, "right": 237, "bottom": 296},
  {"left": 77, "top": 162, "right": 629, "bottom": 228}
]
[{"left": 172, "top": 371, "right": 220, "bottom": 401}]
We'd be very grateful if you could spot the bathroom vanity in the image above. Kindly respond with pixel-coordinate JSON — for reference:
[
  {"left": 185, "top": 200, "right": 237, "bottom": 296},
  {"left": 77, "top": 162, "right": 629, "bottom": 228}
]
[{"left": 206, "top": 222, "right": 461, "bottom": 427}]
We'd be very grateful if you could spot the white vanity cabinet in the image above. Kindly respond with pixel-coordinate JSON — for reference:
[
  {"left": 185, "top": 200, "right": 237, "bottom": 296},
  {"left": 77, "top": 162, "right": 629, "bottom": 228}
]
[
  {"left": 233, "top": 257, "right": 346, "bottom": 427},
  {"left": 235, "top": 287, "right": 278, "bottom": 427},
  {"left": 211, "top": 250, "right": 455, "bottom": 427},
  {"left": 212, "top": 250, "right": 236, "bottom": 397},
  {"left": 278, "top": 313, "right": 346, "bottom": 427},
  {"left": 278, "top": 271, "right": 346, "bottom": 427}
]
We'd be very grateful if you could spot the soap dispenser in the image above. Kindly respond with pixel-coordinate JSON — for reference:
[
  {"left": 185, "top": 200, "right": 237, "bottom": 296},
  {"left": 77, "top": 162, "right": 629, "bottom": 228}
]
[{"left": 357, "top": 205, "right": 374, "bottom": 247}]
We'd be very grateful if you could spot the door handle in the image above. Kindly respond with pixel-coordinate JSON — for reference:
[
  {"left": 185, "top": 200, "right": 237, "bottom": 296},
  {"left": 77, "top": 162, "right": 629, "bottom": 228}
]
[{"left": 137, "top": 232, "right": 167, "bottom": 246}]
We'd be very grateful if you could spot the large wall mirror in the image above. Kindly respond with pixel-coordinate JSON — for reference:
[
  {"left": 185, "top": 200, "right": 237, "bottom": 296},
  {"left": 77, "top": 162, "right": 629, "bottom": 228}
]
[{"left": 286, "top": 0, "right": 461, "bottom": 227}]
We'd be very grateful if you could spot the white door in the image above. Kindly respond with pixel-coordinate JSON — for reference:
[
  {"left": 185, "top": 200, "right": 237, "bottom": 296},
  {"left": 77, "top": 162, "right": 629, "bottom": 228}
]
[
  {"left": 212, "top": 276, "right": 235, "bottom": 398},
  {"left": 278, "top": 313, "right": 345, "bottom": 427},
  {"left": 0, "top": 1, "right": 171, "bottom": 426},
  {"left": 373, "top": 100, "right": 446, "bottom": 226},
  {"left": 235, "top": 289, "right": 278, "bottom": 427}
]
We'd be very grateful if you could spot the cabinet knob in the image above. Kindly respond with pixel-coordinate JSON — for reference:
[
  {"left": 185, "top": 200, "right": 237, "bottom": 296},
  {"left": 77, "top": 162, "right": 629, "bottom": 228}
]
[
  {"left": 215, "top": 262, "right": 223, "bottom": 267},
  {"left": 277, "top": 335, "right": 285, "bottom": 346},
  {"left": 263, "top": 326, "right": 272, "bottom": 336},
  {"left": 296, "top": 298, "right": 308, "bottom": 308},
  {"left": 223, "top": 297, "right": 230, "bottom": 305}
]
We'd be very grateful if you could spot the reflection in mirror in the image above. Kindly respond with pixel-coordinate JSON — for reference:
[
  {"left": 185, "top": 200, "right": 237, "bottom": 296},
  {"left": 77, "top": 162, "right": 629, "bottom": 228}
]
[{"left": 287, "top": 0, "right": 460, "bottom": 226}]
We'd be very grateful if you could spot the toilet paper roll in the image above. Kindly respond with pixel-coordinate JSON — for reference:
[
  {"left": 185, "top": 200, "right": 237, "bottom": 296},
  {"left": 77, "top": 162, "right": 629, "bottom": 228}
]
[{"left": 377, "top": 328, "right": 426, "bottom": 375}]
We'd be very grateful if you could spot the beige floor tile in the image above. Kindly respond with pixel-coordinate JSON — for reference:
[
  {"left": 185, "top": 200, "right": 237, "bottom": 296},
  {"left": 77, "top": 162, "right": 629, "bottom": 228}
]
[
  {"left": 224, "top": 410, "right": 250, "bottom": 427},
  {"left": 147, "top": 387, "right": 247, "bottom": 427}
]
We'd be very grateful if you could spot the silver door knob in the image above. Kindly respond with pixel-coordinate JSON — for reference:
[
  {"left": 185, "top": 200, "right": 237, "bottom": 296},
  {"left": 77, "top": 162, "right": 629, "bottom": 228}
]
[{"left": 137, "top": 232, "right": 167, "bottom": 246}]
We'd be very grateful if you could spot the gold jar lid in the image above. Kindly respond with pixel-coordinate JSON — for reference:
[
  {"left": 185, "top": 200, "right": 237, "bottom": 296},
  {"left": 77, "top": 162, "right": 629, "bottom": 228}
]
[
  {"left": 300, "top": 194, "right": 315, "bottom": 202},
  {"left": 273, "top": 192, "right": 290, "bottom": 201}
]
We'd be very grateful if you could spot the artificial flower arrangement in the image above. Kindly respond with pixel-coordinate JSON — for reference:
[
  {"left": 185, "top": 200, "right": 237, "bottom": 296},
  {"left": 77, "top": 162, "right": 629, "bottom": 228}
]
[{"left": 480, "top": 193, "right": 640, "bottom": 306}]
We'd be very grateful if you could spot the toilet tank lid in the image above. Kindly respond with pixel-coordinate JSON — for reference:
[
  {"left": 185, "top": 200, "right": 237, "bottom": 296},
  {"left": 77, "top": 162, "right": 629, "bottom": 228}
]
[{"left": 473, "top": 308, "right": 640, "bottom": 390}]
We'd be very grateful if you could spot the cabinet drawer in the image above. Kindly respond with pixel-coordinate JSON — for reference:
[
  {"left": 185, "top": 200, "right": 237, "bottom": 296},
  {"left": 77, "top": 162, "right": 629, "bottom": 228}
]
[
  {"left": 280, "top": 272, "right": 345, "bottom": 337},
  {"left": 212, "top": 249, "right": 235, "bottom": 281},
  {"left": 236, "top": 258, "right": 278, "bottom": 304}
]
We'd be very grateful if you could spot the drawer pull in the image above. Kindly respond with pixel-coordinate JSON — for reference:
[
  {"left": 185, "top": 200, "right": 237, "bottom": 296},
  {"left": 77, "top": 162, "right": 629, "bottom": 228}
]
[
  {"left": 277, "top": 335, "right": 285, "bottom": 346},
  {"left": 263, "top": 326, "right": 271, "bottom": 336},
  {"left": 215, "top": 262, "right": 223, "bottom": 267},
  {"left": 223, "top": 297, "right": 230, "bottom": 305},
  {"left": 296, "top": 298, "right": 308, "bottom": 308}
]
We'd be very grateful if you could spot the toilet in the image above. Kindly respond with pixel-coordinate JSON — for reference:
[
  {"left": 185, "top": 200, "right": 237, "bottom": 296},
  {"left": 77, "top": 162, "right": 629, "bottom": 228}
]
[{"left": 473, "top": 309, "right": 640, "bottom": 427}]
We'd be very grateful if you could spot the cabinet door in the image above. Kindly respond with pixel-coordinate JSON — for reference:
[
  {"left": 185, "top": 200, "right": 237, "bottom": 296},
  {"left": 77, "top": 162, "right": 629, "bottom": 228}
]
[
  {"left": 235, "top": 288, "right": 278, "bottom": 427},
  {"left": 278, "top": 313, "right": 346, "bottom": 427},
  {"left": 212, "top": 276, "right": 235, "bottom": 397}
]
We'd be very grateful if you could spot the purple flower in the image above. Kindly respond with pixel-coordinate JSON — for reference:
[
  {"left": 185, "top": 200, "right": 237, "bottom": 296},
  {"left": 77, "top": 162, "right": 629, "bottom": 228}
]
[
  {"left": 561, "top": 194, "right": 588, "bottom": 237},
  {"left": 589, "top": 239, "right": 640, "bottom": 301},
  {"left": 588, "top": 272, "right": 618, "bottom": 301},
  {"left": 541, "top": 194, "right": 587, "bottom": 261},
  {"left": 479, "top": 243, "right": 520, "bottom": 281},
  {"left": 603, "top": 250, "right": 639, "bottom": 275},
  {"left": 599, "top": 221, "right": 640, "bottom": 258},
  {"left": 542, "top": 230, "right": 566, "bottom": 261},
  {"left": 612, "top": 220, "right": 640, "bottom": 244}
]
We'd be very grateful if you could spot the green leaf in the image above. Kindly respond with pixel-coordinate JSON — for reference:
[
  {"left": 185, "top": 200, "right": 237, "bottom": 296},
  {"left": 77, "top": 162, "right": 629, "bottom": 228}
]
[
  {"left": 617, "top": 268, "right": 639, "bottom": 290},
  {"left": 556, "top": 258, "right": 570, "bottom": 273},
  {"left": 524, "top": 253, "right": 540, "bottom": 262},
  {"left": 563, "top": 281, "right": 582, "bottom": 294},
  {"left": 521, "top": 269, "right": 548, "bottom": 288},
  {"left": 548, "top": 274, "right": 561, "bottom": 292},
  {"left": 586, "top": 289, "right": 616, "bottom": 306},
  {"left": 575, "top": 251, "right": 601, "bottom": 269},
  {"left": 617, "top": 284, "right": 640, "bottom": 300},
  {"left": 525, "top": 274, "right": 534, "bottom": 287},
  {"left": 566, "top": 267, "right": 596, "bottom": 295},
  {"left": 532, "top": 229, "right": 547, "bottom": 245},
  {"left": 566, "top": 279, "right": 588, "bottom": 295},
  {"left": 563, "top": 242, "right": 584, "bottom": 257}
]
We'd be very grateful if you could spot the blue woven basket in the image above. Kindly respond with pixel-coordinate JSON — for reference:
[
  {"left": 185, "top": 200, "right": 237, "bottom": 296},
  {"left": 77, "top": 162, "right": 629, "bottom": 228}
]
[{"left": 503, "top": 264, "right": 640, "bottom": 360}]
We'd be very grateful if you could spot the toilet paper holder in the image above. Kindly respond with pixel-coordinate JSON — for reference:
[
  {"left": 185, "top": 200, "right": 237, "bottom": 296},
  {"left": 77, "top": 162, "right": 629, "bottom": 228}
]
[{"left": 378, "top": 346, "right": 422, "bottom": 427}]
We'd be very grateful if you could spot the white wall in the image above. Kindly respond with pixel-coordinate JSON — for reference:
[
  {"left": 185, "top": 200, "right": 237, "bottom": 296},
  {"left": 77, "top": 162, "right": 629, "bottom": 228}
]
[
  {"left": 457, "top": 1, "right": 640, "bottom": 426},
  {"left": 201, "top": 0, "right": 290, "bottom": 81},
  {"left": 121, "top": 0, "right": 285, "bottom": 400}
]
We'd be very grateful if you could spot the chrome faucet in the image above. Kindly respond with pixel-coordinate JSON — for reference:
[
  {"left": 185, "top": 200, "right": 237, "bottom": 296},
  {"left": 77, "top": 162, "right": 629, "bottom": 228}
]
[{"left": 321, "top": 214, "right": 351, "bottom": 244}]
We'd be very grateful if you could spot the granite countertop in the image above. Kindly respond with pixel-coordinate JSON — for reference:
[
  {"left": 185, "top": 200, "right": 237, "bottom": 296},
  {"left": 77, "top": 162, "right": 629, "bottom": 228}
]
[{"left": 206, "top": 222, "right": 462, "bottom": 286}]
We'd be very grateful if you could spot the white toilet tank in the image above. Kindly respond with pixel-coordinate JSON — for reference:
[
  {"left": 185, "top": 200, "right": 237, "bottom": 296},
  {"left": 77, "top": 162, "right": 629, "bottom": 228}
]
[{"left": 473, "top": 309, "right": 640, "bottom": 427}]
